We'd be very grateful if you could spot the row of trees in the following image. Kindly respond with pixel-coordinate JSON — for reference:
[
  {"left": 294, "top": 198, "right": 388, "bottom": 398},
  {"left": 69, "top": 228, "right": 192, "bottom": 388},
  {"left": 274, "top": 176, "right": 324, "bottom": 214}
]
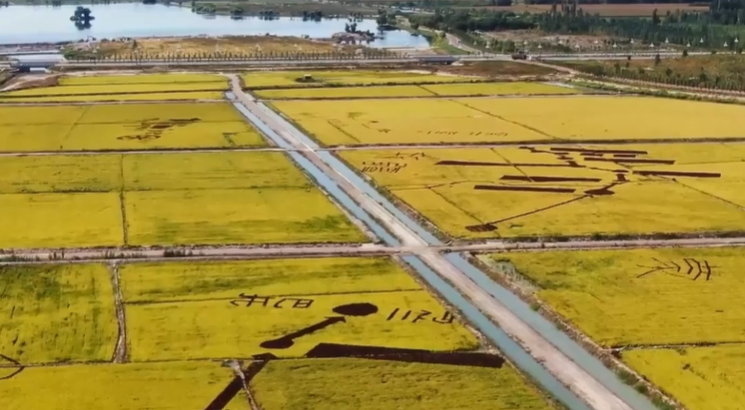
[
  {"left": 408, "top": 9, "right": 536, "bottom": 32},
  {"left": 68, "top": 50, "right": 400, "bottom": 62},
  {"left": 413, "top": 6, "right": 745, "bottom": 50},
  {"left": 573, "top": 57, "right": 745, "bottom": 92}
]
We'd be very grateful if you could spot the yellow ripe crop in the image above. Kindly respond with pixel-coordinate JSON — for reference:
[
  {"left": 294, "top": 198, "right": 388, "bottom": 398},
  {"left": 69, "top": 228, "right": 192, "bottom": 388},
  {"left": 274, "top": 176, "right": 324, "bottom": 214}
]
[
  {"left": 0, "top": 103, "right": 265, "bottom": 152},
  {"left": 0, "top": 361, "right": 250, "bottom": 410},
  {"left": 0, "top": 154, "right": 120, "bottom": 193},
  {"left": 0, "top": 192, "right": 123, "bottom": 249},
  {"left": 254, "top": 82, "right": 577, "bottom": 100},
  {"left": 420, "top": 82, "right": 579, "bottom": 96},
  {"left": 120, "top": 258, "right": 421, "bottom": 303},
  {"left": 122, "top": 151, "right": 312, "bottom": 191},
  {"left": 340, "top": 143, "right": 745, "bottom": 239},
  {"left": 0, "top": 91, "right": 224, "bottom": 103},
  {"left": 60, "top": 73, "right": 227, "bottom": 85},
  {"left": 124, "top": 188, "right": 363, "bottom": 246},
  {"left": 252, "top": 358, "right": 558, "bottom": 410},
  {"left": 1, "top": 82, "right": 227, "bottom": 98},
  {"left": 271, "top": 98, "right": 546, "bottom": 145},
  {"left": 254, "top": 85, "right": 435, "bottom": 99},
  {"left": 273, "top": 96, "right": 745, "bottom": 146},
  {"left": 623, "top": 345, "right": 745, "bottom": 410},
  {"left": 0, "top": 264, "right": 117, "bottom": 363},
  {"left": 459, "top": 96, "right": 745, "bottom": 141},
  {"left": 242, "top": 70, "right": 472, "bottom": 89},
  {"left": 0, "top": 152, "right": 363, "bottom": 248},
  {"left": 491, "top": 247, "right": 745, "bottom": 347},
  {"left": 121, "top": 258, "right": 478, "bottom": 361}
]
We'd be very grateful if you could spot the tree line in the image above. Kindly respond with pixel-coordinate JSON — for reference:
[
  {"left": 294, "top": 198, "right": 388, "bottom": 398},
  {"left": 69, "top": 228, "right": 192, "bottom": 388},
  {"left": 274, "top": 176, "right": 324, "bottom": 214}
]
[{"left": 409, "top": 4, "right": 745, "bottom": 50}]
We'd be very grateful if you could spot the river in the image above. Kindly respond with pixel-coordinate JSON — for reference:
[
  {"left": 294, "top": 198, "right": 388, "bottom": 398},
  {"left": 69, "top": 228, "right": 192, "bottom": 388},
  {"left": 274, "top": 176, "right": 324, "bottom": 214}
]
[{"left": 0, "top": 3, "right": 429, "bottom": 47}]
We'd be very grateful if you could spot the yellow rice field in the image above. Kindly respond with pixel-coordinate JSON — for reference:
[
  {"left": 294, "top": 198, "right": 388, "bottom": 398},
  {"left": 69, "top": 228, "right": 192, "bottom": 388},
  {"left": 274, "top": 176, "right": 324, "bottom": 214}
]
[
  {"left": 1, "top": 258, "right": 555, "bottom": 409},
  {"left": 254, "top": 82, "right": 577, "bottom": 100},
  {"left": 0, "top": 152, "right": 363, "bottom": 249},
  {"left": 0, "top": 81, "right": 227, "bottom": 97},
  {"left": 0, "top": 361, "right": 250, "bottom": 410},
  {"left": 420, "top": 82, "right": 579, "bottom": 96},
  {"left": 272, "top": 96, "right": 745, "bottom": 146},
  {"left": 122, "top": 257, "right": 478, "bottom": 361},
  {"left": 489, "top": 247, "right": 745, "bottom": 347},
  {"left": 254, "top": 85, "right": 435, "bottom": 99},
  {"left": 340, "top": 143, "right": 745, "bottom": 239},
  {"left": 0, "top": 91, "right": 224, "bottom": 103},
  {"left": 252, "top": 358, "right": 557, "bottom": 410},
  {"left": 0, "top": 103, "right": 265, "bottom": 152},
  {"left": 242, "top": 70, "right": 473, "bottom": 89},
  {"left": 0, "top": 264, "right": 117, "bottom": 363},
  {"left": 0, "top": 193, "right": 123, "bottom": 249},
  {"left": 60, "top": 73, "right": 227, "bottom": 85},
  {"left": 486, "top": 247, "right": 745, "bottom": 409},
  {"left": 623, "top": 345, "right": 745, "bottom": 410}
]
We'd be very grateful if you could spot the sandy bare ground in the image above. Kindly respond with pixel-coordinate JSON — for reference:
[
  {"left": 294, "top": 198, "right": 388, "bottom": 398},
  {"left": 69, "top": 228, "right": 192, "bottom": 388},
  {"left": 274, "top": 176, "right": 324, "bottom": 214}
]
[{"left": 0, "top": 73, "right": 57, "bottom": 92}]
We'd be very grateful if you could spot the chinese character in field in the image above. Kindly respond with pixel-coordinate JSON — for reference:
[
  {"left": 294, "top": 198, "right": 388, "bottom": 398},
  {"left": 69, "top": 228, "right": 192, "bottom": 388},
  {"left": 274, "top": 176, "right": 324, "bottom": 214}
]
[
  {"left": 230, "top": 294, "right": 315, "bottom": 308},
  {"left": 273, "top": 297, "right": 314, "bottom": 309},
  {"left": 230, "top": 294, "right": 275, "bottom": 307},
  {"left": 432, "top": 311, "right": 455, "bottom": 324},
  {"left": 387, "top": 308, "right": 453, "bottom": 324}
]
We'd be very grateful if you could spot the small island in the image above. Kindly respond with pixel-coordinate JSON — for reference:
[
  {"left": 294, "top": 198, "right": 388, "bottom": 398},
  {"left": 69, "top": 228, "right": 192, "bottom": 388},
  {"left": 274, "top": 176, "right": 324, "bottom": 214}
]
[{"left": 69, "top": 6, "right": 95, "bottom": 23}]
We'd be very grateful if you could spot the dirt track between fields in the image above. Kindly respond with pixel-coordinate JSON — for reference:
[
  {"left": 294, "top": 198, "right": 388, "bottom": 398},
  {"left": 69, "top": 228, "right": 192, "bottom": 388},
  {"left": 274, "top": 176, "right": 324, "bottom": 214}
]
[{"left": 3, "top": 236, "right": 745, "bottom": 265}]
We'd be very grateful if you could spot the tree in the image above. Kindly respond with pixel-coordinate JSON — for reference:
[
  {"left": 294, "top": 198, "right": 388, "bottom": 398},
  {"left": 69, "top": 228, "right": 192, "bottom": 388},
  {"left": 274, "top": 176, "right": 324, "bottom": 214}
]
[
  {"left": 683, "top": 49, "right": 689, "bottom": 57},
  {"left": 376, "top": 10, "right": 389, "bottom": 27},
  {"left": 654, "top": 53, "right": 661, "bottom": 66},
  {"left": 652, "top": 9, "right": 661, "bottom": 25},
  {"left": 665, "top": 68, "right": 673, "bottom": 77},
  {"left": 699, "top": 70, "right": 708, "bottom": 83}
]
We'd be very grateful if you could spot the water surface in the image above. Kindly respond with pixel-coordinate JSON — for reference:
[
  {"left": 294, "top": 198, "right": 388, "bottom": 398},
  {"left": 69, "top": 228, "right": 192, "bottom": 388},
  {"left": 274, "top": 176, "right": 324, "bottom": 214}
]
[{"left": 0, "top": 4, "right": 429, "bottom": 48}]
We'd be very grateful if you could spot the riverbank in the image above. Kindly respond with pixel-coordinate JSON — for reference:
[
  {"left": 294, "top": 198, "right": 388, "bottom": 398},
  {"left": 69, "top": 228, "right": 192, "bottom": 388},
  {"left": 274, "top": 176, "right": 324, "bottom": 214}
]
[{"left": 62, "top": 35, "right": 352, "bottom": 58}]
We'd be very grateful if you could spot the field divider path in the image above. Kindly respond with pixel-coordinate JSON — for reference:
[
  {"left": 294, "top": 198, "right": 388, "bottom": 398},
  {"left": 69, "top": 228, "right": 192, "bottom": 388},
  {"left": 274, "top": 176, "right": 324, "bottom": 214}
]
[
  {"left": 227, "top": 74, "right": 643, "bottom": 410},
  {"left": 109, "top": 262, "right": 128, "bottom": 363},
  {"left": 118, "top": 155, "right": 129, "bottom": 247},
  {"left": 3, "top": 237, "right": 745, "bottom": 265}
]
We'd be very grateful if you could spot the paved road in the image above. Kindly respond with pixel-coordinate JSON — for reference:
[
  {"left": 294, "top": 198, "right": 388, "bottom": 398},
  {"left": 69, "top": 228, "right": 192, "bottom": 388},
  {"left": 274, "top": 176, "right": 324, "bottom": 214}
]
[
  {"left": 34, "top": 51, "right": 715, "bottom": 69},
  {"left": 226, "top": 74, "right": 636, "bottom": 410}
]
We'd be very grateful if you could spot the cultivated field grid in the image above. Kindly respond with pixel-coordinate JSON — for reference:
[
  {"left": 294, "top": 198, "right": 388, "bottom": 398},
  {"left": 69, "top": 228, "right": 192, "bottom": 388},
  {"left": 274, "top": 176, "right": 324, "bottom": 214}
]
[
  {"left": 2, "top": 70, "right": 745, "bottom": 410},
  {"left": 0, "top": 258, "right": 559, "bottom": 410}
]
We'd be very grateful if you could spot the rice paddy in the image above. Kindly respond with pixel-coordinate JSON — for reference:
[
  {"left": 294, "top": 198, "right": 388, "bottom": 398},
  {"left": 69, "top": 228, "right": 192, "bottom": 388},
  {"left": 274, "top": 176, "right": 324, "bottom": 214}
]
[
  {"left": 242, "top": 70, "right": 474, "bottom": 89},
  {"left": 487, "top": 247, "right": 745, "bottom": 410},
  {"left": 340, "top": 143, "right": 745, "bottom": 240},
  {"left": 272, "top": 96, "right": 745, "bottom": 146},
  {"left": 0, "top": 91, "right": 224, "bottom": 103},
  {"left": 0, "top": 103, "right": 264, "bottom": 152},
  {"left": 0, "top": 258, "right": 556, "bottom": 410},
  {"left": 0, "top": 74, "right": 229, "bottom": 103},
  {"left": 0, "top": 152, "right": 364, "bottom": 249},
  {"left": 254, "top": 82, "right": 578, "bottom": 100},
  {"left": 7, "top": 68, "right": 743, "bottom": 410}
]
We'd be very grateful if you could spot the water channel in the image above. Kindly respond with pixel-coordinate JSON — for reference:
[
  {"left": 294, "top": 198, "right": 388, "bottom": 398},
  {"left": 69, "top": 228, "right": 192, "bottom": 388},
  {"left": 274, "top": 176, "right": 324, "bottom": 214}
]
[{"left": 0, "top": 3, "right": 430, "bottom": 47}]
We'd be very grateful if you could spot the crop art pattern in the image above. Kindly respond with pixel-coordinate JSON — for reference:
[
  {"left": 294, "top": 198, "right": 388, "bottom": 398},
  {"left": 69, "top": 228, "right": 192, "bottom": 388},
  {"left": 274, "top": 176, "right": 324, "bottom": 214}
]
[{"left": 341, "top": 143, "right": 745, "bottom": 239}]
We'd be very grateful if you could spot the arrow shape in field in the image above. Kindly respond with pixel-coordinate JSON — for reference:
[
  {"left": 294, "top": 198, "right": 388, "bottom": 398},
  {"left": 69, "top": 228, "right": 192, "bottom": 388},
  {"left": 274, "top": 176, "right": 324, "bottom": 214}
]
[{"left": 260, "top": 316, "right": 347, "bottom": 349}]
